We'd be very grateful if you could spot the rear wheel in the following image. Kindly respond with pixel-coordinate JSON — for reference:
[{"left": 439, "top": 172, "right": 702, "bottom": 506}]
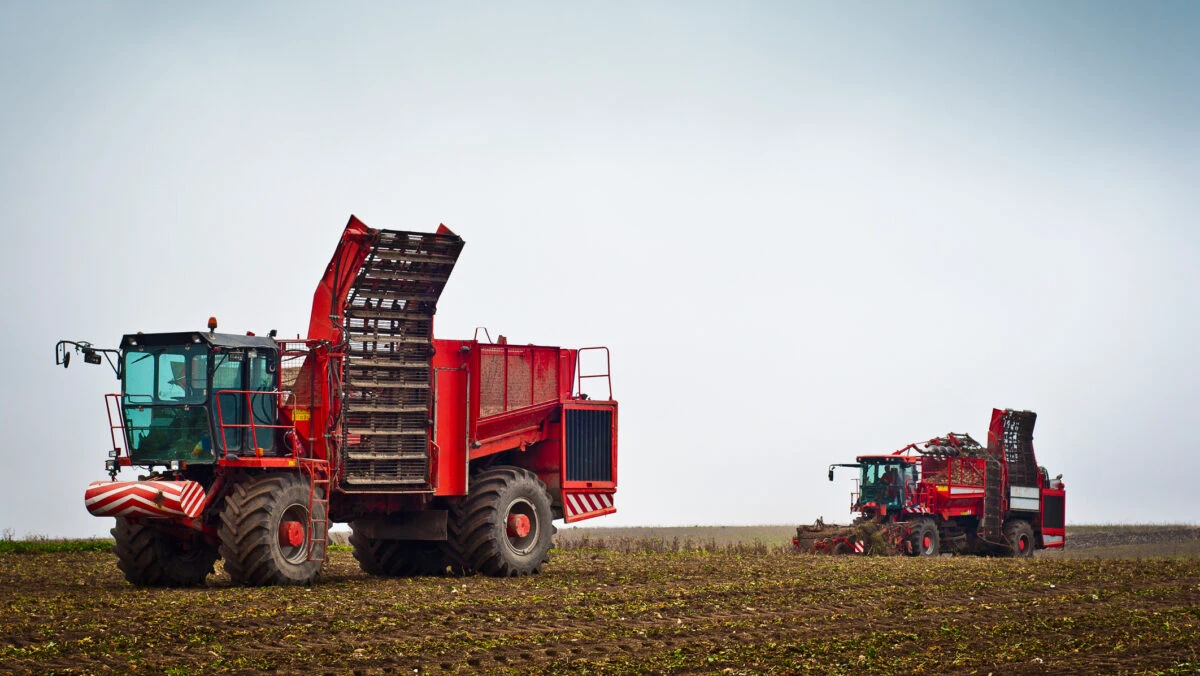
[
  {"left": 444, "top": 466, "right": 554, "bottom": 577},
  {"left": 1004, "top": 519, "right": 1035, "bottom": 558},
  {"left": 111, "top": 518, "right": 218, "bottom": 587},
  {"left": 349, "top": 526, "right": 447, "bottom": 577},
  {"left": 831, "top": 540, "right": 853, "bottom": 555},
  {"left": 218, "top": 474, "right": 326, "bottom": 586},
  {"left": 908, "top": 518, "right": 940, "bottom": 557}
]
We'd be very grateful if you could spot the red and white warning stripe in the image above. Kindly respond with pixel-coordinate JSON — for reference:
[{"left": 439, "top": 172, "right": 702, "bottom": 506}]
[
  {"left": 853, "top": 540, "right": 864, "bottom": 553},
  {"left": 563, "top": 491, "right": 615, "bottom": 522},
  {"left": 85, "top": 480, "right": 206, "bottom": 519}
]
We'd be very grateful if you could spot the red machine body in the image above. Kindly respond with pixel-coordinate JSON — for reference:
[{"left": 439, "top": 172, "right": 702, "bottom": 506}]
[
  {"left": 795, "top": 408, "right": 1065, "bottom": 558},
  {"left": 68, "top": 216, "right": 618, "bottom": 586}
]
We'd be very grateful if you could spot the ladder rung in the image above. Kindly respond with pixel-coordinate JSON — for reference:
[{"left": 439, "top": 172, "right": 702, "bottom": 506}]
[
  {"left": 367, "top": 250, "right": 459, "bottom": 264},
  {"left": 361, "top": 270, "right": 451, "bottom": 283}
]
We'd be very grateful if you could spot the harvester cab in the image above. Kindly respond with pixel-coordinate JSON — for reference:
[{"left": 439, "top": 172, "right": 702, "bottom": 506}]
[
  {"left": 117, "top": 330, "right": 282, "bottom": 469},
  {"left": 60, "top": 329, "right": 285, "bottom": 478},
  {"left": 854, "top": 457, "right": 919, "bottom": 515}
]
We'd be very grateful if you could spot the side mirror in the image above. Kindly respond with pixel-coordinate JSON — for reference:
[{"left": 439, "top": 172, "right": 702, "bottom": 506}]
[
  {"left": 828, "top": 468, "right": 835, "bottom": 482},
  {"left": 62, "top": 352, "right": 71, "bottom": 368}
]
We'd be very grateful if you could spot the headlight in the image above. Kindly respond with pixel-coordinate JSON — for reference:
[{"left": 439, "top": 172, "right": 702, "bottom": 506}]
[{"left": 104, "top": 460, "right": 117, "bottom": 471}]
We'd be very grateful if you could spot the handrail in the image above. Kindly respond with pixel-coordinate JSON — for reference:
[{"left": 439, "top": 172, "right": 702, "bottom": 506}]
[
  {"left": 104, "top": 394, "right": 126, "bottom": 456},
  {"left": 213, "top": 389, "right": 301, "bottom": 458},
  {"left": 103, "top": 393, "right": 129, "bottom": 477},
  {"left": 574, "top": 346, "right": 613, "bottom": 400}
]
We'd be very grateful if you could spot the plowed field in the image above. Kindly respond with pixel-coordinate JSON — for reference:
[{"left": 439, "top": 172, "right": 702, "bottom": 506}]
[{"left": 2, "top": 548, "right": 1198, "bottom": 674}]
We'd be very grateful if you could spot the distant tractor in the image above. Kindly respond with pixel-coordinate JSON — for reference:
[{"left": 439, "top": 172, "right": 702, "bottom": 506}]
[
  {"left": 61, "top": 216, "right": 618, "bottom": 586},
  {"left": 795, "top": 409, "right": 1065, "bottom": 557}
]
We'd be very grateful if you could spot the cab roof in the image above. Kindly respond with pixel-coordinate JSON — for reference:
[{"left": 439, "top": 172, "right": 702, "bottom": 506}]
[
  {"left": 120, "top": 331, "right": 278, "bottom": 351},
  {"left": 855, "top": 455, "right": 919, "bottom": 464}
]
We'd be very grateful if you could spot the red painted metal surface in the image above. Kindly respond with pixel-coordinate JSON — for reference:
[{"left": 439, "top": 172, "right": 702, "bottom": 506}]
[
  {"left": 506, "top": 514, "right": 531, "bottom": 538},
  {"left": 279, "top": 520, "right": 305, "bottom": 547}
]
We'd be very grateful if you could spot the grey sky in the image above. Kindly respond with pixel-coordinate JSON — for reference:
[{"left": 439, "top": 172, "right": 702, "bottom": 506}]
[{"left": 1, "top": 2, "right": 1197, "bottom": 537}]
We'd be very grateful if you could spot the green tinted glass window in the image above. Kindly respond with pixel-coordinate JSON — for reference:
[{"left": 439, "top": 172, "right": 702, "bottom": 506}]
[
  {"left": 122, "top": 346, "right": 208, "bottom": 405},
  {"left": 124, "top": 405, "right": 213, "bottom": 464}
]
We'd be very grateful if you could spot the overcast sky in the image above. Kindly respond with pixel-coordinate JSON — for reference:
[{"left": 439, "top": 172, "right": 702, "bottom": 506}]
[{"left": 1, "top": 2, "right": 1197, "bottom": 538}]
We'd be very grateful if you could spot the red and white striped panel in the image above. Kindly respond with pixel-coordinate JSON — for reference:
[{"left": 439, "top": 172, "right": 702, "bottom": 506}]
[
  {"left": 853, "top": 541, "right": 864, "bottom": 554},
  {"left": 85, "top": 480, "right": 206, "bottom": 519},
  {"left": 563, "top": 491, "right": 615, "bottom": 522}
]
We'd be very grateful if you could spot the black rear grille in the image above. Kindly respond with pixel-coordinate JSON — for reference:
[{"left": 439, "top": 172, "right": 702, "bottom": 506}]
[
  {"left": 565, "top": 408, "right": 613, "bottom": 482},
  {"left": 1042, "top": 494, "right": 1065, "bottom": 530}
]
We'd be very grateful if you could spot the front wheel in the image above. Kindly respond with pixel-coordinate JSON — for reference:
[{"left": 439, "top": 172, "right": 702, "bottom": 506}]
[
  {"left": 218, "top": 474, "right": 326, "bottom": 586},
  {"left": 112, "top": 518, "right": 218, "bottom": 587},
  {"left": 444, "top": 466, "right": 554, "bottom": 577},
  {"left": 1003, "top": 519, "right": 1035, "bottom": 558}
]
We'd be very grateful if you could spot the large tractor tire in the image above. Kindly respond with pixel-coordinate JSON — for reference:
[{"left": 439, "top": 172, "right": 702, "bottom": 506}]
[
  {"left": 218, "top": 473, "right": 326, "bottom": 586},
  {"left": 111, "top": 518, "right": 218, "bottom": 587},
  {"left": 1003, "top": 519, "right": 1035, "bottom": 558},
  {"left": 907, "top": 518, "right": 940, "bottom": 557},
  {"left": 349, "top": 526, "right": 448, "bottom": 577},
  {"left": 444, "top": 466, "right": 554, "bottom": 577}
]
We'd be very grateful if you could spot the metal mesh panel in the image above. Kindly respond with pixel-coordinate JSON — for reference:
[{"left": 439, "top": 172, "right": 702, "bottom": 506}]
[
  {"left": 479, "top": 349, "right": 505, "bottom": 417},
  {"left": 533, "top": 351, "right": 558, "bottom": 405},
  {"left": 506, "top": 352, "right": 532, "bottom": 410}
]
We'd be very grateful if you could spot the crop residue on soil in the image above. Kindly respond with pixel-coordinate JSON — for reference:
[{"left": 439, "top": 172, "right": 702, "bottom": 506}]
[{"left": 2, "top": 549, "right": 1198, "bottom": 674}]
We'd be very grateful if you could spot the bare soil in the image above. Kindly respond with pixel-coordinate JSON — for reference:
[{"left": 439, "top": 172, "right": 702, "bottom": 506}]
[{"left": 2, "top": 540, "right": 1198, "bottom": 674}]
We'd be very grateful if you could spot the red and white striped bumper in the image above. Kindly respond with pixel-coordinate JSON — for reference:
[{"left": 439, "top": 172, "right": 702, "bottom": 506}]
[
  {"left": 84, "top": 480, "right": 206, "bottom": 519},
  {"left": 563, "top": 490, "right": 615, "bottom": 523}
]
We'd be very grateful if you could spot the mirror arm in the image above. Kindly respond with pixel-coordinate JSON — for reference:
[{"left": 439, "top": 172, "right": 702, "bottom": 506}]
[{"left": 55, "top": 340, "right": 122, "bottom": 378}]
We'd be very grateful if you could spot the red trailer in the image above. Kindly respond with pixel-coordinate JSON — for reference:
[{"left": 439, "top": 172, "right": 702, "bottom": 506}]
[
  {"left": 795, "top": 409, "right": 1065, "bottom": 557},
  {"left": 63, "top": 216, "right": 618, "bottom": 586}
]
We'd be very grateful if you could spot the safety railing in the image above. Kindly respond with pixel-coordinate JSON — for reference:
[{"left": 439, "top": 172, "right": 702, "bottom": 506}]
[
  {"left": 575, "top": 346, "right": 613, "bottom": 400},
  {"left": 213, "top": 390, "right": 301, "bottom": 458}
]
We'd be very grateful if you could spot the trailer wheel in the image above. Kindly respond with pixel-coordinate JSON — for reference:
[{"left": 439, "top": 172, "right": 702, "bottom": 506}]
[
  {"left": 1003, "top": 519, "right": 1035, "bottom": 558},
  {"left": 908, "top": 519, "right": 940, "bottom": 557},
  {"left": 111, "top": 518, "right": 218, "bottom": 587},
  {"left": 444, "top": 466, "right": 553, "bottom": 577},
  {"left": 218, "top": 474, "right": 326, "bottom": 586},
  {"left": 831, "top": 540, "right": 853, "bottom": 555},
  {"left": 349, "top": 527, "right": 447, "bottom": 577}
]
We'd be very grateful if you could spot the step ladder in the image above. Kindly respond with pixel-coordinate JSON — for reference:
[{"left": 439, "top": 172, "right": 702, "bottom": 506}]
[
  {"left": 338, "top": 227, "right": 464, "bottom": 491},
  {"left": 981, "top": 456, "right": 1004, "bottom": 542},
  {"left": 299, "top": 457, "right": 330, "bottom": 562}
]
